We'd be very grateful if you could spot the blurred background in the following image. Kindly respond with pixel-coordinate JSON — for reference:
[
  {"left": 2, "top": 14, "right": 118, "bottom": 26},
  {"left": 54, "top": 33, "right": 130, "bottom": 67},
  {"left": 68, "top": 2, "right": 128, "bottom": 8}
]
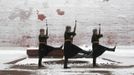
[{"left": 0, "top": 0, "right": 134, "bottom": 47}]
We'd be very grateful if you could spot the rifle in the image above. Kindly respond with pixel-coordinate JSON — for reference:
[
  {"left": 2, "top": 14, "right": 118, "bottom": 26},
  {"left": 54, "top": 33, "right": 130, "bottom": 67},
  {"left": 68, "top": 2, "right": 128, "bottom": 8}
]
[
  {"left": 99, "top": 24, "right": 101, "bottom": 35},
  {"left": 46, "top": 19, "right": 48, "bottom": 37},
  {"left": 73, "top": 20, "right": 77, "bottom": 33}
]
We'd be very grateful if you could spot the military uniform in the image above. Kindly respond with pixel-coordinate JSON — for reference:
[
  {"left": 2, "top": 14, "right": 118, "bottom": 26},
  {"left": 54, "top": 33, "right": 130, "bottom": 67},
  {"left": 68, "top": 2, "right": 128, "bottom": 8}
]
[
  {"left": 64, "top": 31, "right": 90, "bottom": 68},
  {"left": 91, "top": 33, "right": 115, "bottom": 67},
  {"left": 38, "top": 35, "right": 61, "bottom": 67}
]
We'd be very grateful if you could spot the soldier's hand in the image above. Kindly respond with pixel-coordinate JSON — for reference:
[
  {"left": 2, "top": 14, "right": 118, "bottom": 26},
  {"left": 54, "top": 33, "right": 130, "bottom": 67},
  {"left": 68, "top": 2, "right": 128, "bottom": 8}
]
[
  {"left": 100, "top": 34, "right": 103, "bottom": 37},
  {"left": 74, "top": 33, "right": 76, "bottom": 36}
]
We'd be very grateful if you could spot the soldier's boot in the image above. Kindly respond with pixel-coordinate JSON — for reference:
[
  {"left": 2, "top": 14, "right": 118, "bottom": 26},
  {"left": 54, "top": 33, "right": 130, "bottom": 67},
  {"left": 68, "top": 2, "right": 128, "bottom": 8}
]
[{"left": 108, "top": 44, "right": 117, "bottom": 52}]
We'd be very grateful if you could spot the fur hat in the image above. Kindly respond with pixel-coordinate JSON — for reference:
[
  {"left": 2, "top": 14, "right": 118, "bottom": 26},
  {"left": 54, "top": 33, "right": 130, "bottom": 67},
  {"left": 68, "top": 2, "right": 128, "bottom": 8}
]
[
  {"left": 40, "top": 29, "right": 44, "bottom": 32},
  {"left": 93, "top": 29, "right": 97, "bottom": 33}
]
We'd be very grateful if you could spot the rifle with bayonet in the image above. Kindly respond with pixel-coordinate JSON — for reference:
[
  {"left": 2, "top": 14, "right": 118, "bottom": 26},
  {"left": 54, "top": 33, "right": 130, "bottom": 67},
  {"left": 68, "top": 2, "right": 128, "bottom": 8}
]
[
  {"left": 73, "top": 20, "right": 77, "bottom": 34},
  {"left": 99, "top": 24, "right": 101, "bottom": 35},
  {"left": 70, "top": 20, "right": 77, "bottom": 43},
  {"left": 46, "top": 19, "right": 48, "bottom": 37}
]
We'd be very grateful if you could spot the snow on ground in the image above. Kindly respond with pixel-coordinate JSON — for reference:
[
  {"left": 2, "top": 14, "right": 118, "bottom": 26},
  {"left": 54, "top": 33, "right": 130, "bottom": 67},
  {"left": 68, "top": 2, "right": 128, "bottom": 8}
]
[
  {"left": 0, "top": 46, "right": 134, "bottom": 75},
  {"left": 0, "top": 47, "right": 27, "bottom": 70},
  {"left": 100, "top": 46, "right": 134, "bottom": 65},
  {"left": 14, "top": 46, "right": 134, "bottom": 75}
]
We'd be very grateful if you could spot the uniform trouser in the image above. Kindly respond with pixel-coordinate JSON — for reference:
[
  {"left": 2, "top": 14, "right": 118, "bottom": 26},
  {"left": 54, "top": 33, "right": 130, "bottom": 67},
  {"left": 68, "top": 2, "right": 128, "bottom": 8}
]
[
  {"left": 92, "top": 43, "right": 114, "bottom": 67},
  {"left": 38, "top": 53, "right": 44, "bottom": 67},
  {"left": 38, "top": 45, "right": 61, "bottom": 67}
]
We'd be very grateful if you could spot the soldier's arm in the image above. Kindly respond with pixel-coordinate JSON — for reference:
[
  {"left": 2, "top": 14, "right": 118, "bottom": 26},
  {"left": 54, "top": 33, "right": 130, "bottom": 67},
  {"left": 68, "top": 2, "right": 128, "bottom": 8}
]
[
  {"left": 98, "top": 34, "right": 103, "bottom": 38},
  {"left": 71, "top": 32, "right": 76, "bottom": 36},
  {"left": 45, "top": 35, "right": 49, "bottom": 39},
  {"left": 97, "top": 35, "right": 103, "bottom": 39},
  {"left": 66, "top": 32, "right": 76, "bottom": 36}
]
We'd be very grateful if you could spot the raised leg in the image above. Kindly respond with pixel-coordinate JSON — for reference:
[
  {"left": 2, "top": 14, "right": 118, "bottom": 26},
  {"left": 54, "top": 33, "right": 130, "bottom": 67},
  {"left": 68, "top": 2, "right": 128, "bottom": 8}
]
[
  {"left": 79, "top": 50, "right": 91, "bottom": 55},
  {"left": 105, "top": 45, "right": 116, "bottom": 52}
]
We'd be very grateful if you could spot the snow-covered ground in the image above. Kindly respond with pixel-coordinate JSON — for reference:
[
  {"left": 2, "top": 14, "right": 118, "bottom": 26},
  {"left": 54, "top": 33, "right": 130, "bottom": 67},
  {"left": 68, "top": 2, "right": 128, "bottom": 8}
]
[
  {"left": 0, "top": 47, "right": 27, "bottom": 70},
  {"left": 0, "top": 46, "right": 134, "bottom": 75},
  {"left": 100, "top": 46, "right": 134, "bottom": 65}
]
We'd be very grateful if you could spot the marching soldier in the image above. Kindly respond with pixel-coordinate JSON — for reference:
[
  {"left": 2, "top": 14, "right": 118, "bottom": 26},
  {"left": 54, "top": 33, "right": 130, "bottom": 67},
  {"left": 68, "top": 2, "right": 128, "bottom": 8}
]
[
  {"left": 64, "top": 21, "right": 90, "bottom": 69},
  {"left": 38, "top": 28, "right": 62, "bottom": 68},
  {"left": 91, "top": 24, "right": 116, "bottom": 67}
]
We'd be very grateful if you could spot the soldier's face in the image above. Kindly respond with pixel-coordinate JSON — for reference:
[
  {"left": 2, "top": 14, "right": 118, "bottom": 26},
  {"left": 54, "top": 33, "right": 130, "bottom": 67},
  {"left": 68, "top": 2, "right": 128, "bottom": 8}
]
[
  {"left": 66, "top": 27, "right": 71, "bottom": 32},
  {"left": 68, "top": 28, "right": 71, "bottom": 32},
  {"left": 40, "top": 31, "right": 45, "bottom": 35},
  {"left": 95, "top": 31, "right": 97, "bottom": 34},
  {"left": 93, "top": 30, "right": 97, "bottom": 34}
]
